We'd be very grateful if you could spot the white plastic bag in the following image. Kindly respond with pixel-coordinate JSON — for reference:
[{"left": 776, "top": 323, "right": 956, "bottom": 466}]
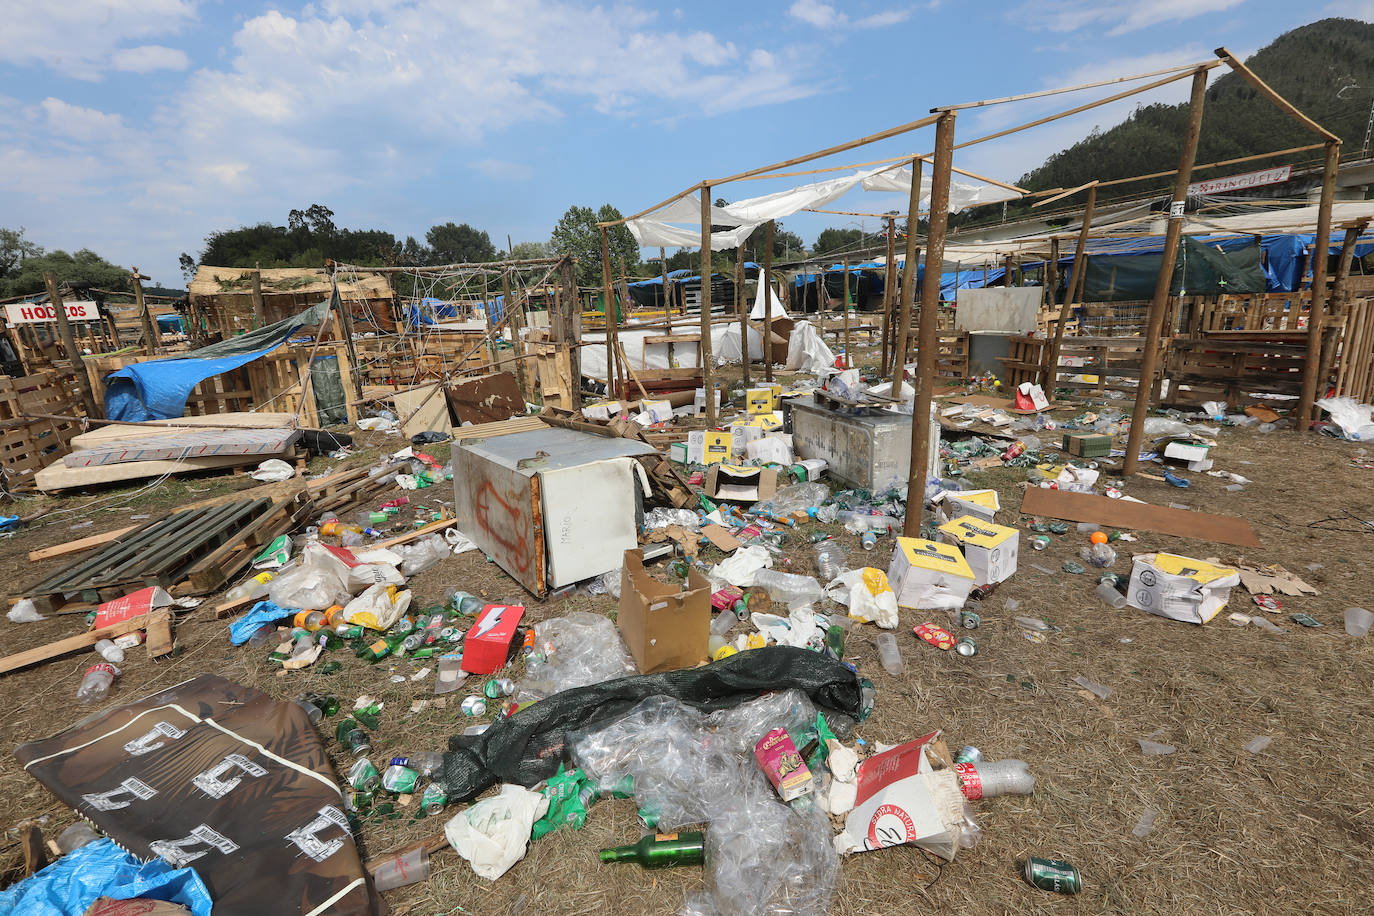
[
  {"left": 1317, "top": 395, "right": 1374, "bottom": 440},
  {"left": 826, "top": 568, "right": 899, "bottom": 629},
  {"left": 342, "top": 583, "right": 412, "bottom": 631},
  {"left": 267, "top": 543, "right": 351, "bottom": 610},
  {"left": 393, "top": 534, "right": 451, "bottom": 576},
  {"left": 250, "top": 458, "right": 295, "bottom": 482},
  {"left": 7, "top": 599, "right": 43, "bottom": 623},
  {"left": 444, "top": 784, "right": 549, "bottom": 880},
  {"left": 709, "top": 546, "right": 773, "bottom": 589}
]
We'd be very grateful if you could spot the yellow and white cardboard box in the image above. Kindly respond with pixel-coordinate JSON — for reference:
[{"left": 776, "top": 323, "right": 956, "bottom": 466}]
[
  {"left": 686, "top": 430, "right": 732, "bottom": 465},
  {"left": 942, "top": 488, "right": 999, "bottom": 524},
  {"left": 888, "top": 537, "right": 976, "bottom": 610},
  {"left": 937, "top": 515, "right": 1019, "bottom": 586},
  {"left": 728, "top": 413, "right": 784, "bottom": 456},
  {"left": 1126, "top": 552, "right": 1240, "bottom": 624}
]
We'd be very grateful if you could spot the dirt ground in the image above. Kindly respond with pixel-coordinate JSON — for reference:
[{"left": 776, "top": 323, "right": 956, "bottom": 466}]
[{"left": 0, "top": 351, "right": 1371, "bottom": 916}]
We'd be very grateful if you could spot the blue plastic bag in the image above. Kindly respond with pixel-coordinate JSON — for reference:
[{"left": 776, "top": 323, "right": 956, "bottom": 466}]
[
  {"left": 0, "top": 838, "right": 213, "bottom": 916},
  {"left": 228, "top": 600, "right": 294, "bottom": 645}
]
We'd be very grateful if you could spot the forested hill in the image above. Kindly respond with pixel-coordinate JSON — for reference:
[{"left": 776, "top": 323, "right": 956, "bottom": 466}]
[{"left": 1016, "top": 18, "right": 1374, "bottom": 196}]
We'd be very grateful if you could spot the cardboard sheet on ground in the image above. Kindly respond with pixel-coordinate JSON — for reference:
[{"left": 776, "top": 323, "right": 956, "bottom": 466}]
[
  {"left": 15, "top": 674, "right": 381, "bottom": 916},
  {"left": 394, "top": 383, "right": 452, "bottom": 439},
  {"left": 1020, "top": 487, "right": 1262, "bottom": 548}
]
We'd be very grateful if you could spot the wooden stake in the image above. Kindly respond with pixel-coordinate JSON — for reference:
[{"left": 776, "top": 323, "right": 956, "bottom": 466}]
[
  {"left": 1124, "top": 69, "right": 1209, "bottom": 476},
  {"left": 891, "top": 157, "right": 924, "bottom": 389},
  {"left": 904, "top": 113, "right": 955, "bottom": 537},
  {"left": 250, "top": 267, "right": 266, "bottom": 327},
  {"left": 1297, "top": 139, "right": 1341, "bottom": 429},
  {"left": 763, "top": 219, "right": 775, "bottom": 383},
  {"left": 43, "top": 272, "right": 98, "bottom": 417},
  {"left": 737, "top": 242, "right": 750, "bottom": 385},
  {"left": 1043, "top": 184, "right": 1097, "bottom": 389},
  {"left": 882, "top": 217, "right": 896, "bottom": 374},
  {"left": 132, "top": 267, "right": 160, "bottom": 354},
  {"left": 559, "top": 257, "right": 582, "bottom": 410},
  {"left": 700, "top": 185, "right": 717, "bottom": 424},
  {"left": 599, "top": 226, "right": 620, "bottom": 398},
  {"left": 842, "top": 257, "right": 852, "bottom": 368},
  {"left": 332, "top": 271, "right": 364, "bottom": 400}
]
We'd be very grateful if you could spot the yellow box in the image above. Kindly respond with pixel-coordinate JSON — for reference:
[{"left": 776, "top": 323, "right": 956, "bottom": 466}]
[
  {"left": 687, "top": 430, "right": 732, "bottom": 465},
  {"left": 747, "top": 387, "right": 777, "bottom": 415},
  {"left": 942, "top": 488, "right": 999, "bottom": 523},
  {"left": 937, "top": 515, "right": 1019, "bottom": 586},
  {"left": 887, "top": 537, "right": 976, "bottom": 610}
]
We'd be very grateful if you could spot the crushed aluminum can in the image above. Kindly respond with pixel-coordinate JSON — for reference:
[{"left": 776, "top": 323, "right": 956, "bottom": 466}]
[
  {"left": 460, "top": 696, "right": 487, "bottom": 717},
  {"left": 1023, "top": 857, "right": 1082, "bottom": 894},
  {"left": 1253, "top": 594, "right": 1282, "bottom": 612},
  {"left": 483, "top": 677, "right": 515, "bottom": 699},
  {"left": 954, "top": 637, "right": 978, "bottom": 657},
  {"left": 959, "top": 611, "right": 981, "bottom": 630}
]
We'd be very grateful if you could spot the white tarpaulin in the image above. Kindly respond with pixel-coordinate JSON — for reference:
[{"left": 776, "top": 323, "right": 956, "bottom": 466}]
[
  {"left": 786, "top": 321, "right": 835, "bottom": 374},
  {"left": 749, "top": 272, "right": 789, "bottom": 320},
  {"left": 719, "top": 172, "right": 869, "bottom": 224},
  {"left": 715, "top": 323, "right": 768, "bottom": 364},
  {"left": 627, "top": 220, "right": 758, "bottom": 251},
  {"left": 861, "top": 167, "right": 1021, "bottom": 212}
]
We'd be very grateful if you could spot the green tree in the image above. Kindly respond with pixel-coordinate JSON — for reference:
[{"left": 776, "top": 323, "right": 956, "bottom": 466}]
[
  {"left": 192, "top": 206, "right": 399, "bottom": 270},
  {"left": 0, "top": 228, "right": 43, "bottom": 278},
  {"left": 425, "top": 222, "right": 495, "bottom": 265},
  {"left": 1, "top": 248, "right": 129, "bottom": 298},
  {"left": 550, "top": 204, "right": 639, "bottom": 287},
  {"left": 812, "top": 227, "right": 873, "bottom": 259},
  {"left": 509, "top": 240, "right": 553, "bottom": 260}
]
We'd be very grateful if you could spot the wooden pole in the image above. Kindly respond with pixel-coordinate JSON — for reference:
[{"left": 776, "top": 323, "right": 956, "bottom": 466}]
[
  {"left": 737, "top": 243, "right": 750, "bottom": 386},
  {"left": 659, "top": 247, "right": 670, "bottom": 329},
  {"left": 763, "top": 219, "right": 775, "bottom": 383},
  {"left": 131, "top": 267, "right": 160, "bottom": 354},
  {"left": 1297, "top": 138, "right": 1341, "bottom": 430},
  {"left": 481, "top": 272, "right": 496, "bottom": 367},
  {"left": 332, "top": 271, "right": 364, "bottom": 400},
  {"left": 250, "top": 267, "right": 266, "bottom": 328},
  {"left": 700, "top": 184, "right": 717, "bottom": 424},
  {"left": 904, "top": 113, "right": 955, "bottom": 537},
  {"left": 42, "top": 272, "right": 98, "bottom": 417},
  {"left": 599, "top": 226, "right": 620, "bottom": 399},
  {"left": 1123, "top": 68, "right": 1208, "bottom": 476},
  {"left": 1322, "top": 221, "right": 1365, "bottom": 396},
  {"left": 842, "top": 257, "right": 851, "bottom": 368},
  {"left": 891, "top": 157, "right": 924, "bottom": 389},
  {"left": 1042, "top": 184, "right": 1097, "bottom": 389},
  {"left": 882, "top": 216, "right": 896, "bottom": 375},
  {"left": 559, "top": 257, "right": 582, "bottom": 410}
]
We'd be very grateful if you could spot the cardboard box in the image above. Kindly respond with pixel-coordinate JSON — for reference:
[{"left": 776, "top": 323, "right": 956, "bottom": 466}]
[
  {"left": 618, "top": 549, "right": 710, "bottom": 673},
  {"left": 668, "top": 441, "right": 688, "bottom": 464},
  {"left": 943, "top": 488, "right": 1000, "bottom": 523},
  {"left": 837, "top": 731, "right": 964, "bottom": 860},
  {"left": 693, "top": 388, "right": 722, "bottom": 416},
  {"left": 704, "top": 464, "right": 778, "bottom": 504},
  {"left": 461, "top": 604, "right": 525, "bottom": 673},
  {"left": 1063, "top": 433, "right": 1112, "bottom": 458},
  {"left": 746, "top": 434, "right": 793, "bottom": 465},
  {"left": 581, "top": 400, "right": 621, "bottom": 421},
  {"left": 1126, "top": 553, "right": 1240, "bottom": 624},
  {"left": 746, "top": 387, "right": 778, "bottom": 414},
  {"left": 637, "top": 399, "right": 673, "bottom": 425},
  {"left": 937, "top": 515, "right": 1019, "bottom": 586},
  {"left": 888, "top": 538, "right": 976, "bottom": 610},
  {"left": 686, "top": 430, "right": 732, "bottom": 465}
]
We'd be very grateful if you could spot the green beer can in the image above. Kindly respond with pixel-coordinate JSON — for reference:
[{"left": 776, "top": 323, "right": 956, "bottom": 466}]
[{"left": 1023, "top": 857, "right": 1082, "bottom": 894}]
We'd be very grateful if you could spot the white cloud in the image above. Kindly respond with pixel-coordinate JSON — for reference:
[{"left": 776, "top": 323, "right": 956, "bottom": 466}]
[
  {"left": 1017, "top": 0, "right": 1245, "bottom": 37},
  {"left": 111, "top": 44, "right": 190, "bottom": 73},
  {"left": 0, "top": 0, "right": 197, "bottom": 80},
  {"left": 788, "top": 0, "right": 912, "bottom": 29}
]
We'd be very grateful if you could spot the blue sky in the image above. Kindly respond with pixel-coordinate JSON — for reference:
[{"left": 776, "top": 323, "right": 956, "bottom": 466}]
[{"left": 2, "top": 0, "right": 1371, "bottom": 287}]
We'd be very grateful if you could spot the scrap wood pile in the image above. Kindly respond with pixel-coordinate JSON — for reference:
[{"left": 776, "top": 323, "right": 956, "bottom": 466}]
[{"left": 0, "top": 360, "right": 1370, "bottom": 916}]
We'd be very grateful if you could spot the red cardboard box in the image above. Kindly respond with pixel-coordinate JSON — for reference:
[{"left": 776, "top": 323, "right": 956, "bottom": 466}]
[{"left": 460, "top": 604, "right": 525, "bottom": 674}]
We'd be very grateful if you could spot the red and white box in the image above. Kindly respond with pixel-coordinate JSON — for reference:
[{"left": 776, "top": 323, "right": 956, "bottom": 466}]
[{"left": 460, "top": 604, "right": 525, "bottom": 674}]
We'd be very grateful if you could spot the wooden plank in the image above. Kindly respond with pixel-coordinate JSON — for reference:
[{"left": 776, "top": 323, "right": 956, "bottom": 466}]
[
  {"left": 1021, "top": 488, "right": 1261, "bottom": 548},
  {"left": 145, "top": 612, "right": 174, "bottom": 657},
  {"left": 21, "top": 825, "right": 47, "bottom": 875},
  {"left": 0, "top": 609, "right": 172, "bottom": 675},
  {"left": 27, "top": 525, "right": 139, "bottom": 562},
  {"left": 34, "top": 452, "right": 293, "bottom": 493}
]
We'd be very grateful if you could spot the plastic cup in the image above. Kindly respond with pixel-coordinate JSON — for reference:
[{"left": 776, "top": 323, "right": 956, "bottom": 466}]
[
  {"left": 1344, "top": 607, "right": 1373, "bottom": 638},
  {"left": 371, "top": 846, "right": 430, "bottom": 891}
]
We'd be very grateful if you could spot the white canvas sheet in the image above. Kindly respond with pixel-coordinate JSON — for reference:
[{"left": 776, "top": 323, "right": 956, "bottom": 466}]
[{"left": 861, "top": 167, "right": 1021, "bottom": 212}]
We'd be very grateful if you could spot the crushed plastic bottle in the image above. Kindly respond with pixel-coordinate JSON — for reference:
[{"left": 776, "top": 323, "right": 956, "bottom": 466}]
[
  {"left": 875, "top": 631, "right": 903, "bottom": 676},
  {"left": 813, "top": 540, "right": 846, "bottom": 581},
  {"left": 957, "top": 759, "right": 1035, "bottom": 798},
  {"left": 1131, "top": 808, "right": 1157, "bottom": 839},
  {"left": 93, "top": 639, "right": 125, "bottom": 664},
  {"left": 77, "top": 663, "right": 119, "bottom": 704},
  {"left": 750, "top": 569, "right": 825, "bottom": 609}
]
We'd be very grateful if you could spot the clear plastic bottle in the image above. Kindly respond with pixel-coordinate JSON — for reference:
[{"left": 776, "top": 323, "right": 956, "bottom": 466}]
[
  {"left": 710, "top": 610, "right": 737, "bottom": 636},
  {"left": 750, "top": 569, "right": 825, "bottom": 609},
  {"left": 77, "top": 663, "right": 119, "bottom": 704},
  {"left": 958, "top": 759, "right": 1035, "bottom": 799},
  {"left": 813, "top": 540, "right": 846, "bottom": 581},
  {"left": 93, "top": 639, "right": 125, "bottom": 664},
  {"left": 223, "top": 572, "right": 274, "bottom": 604},
  {"left": 875, "top": 631, "right": 903, "bottom": 676}
]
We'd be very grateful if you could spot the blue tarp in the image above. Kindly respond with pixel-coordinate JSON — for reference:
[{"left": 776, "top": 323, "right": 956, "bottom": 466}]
[
  {"left": 0, "top": 838, "right": 213, "bottom": 916},
  {"left": 104, "top": 299, "right": 331, "bottom": 422},
  {"left": 154, "top": 314, "right": 185, "bottom": 334},
  {"left": 405, "top": 296, "right": 461, "bottom": 326}
]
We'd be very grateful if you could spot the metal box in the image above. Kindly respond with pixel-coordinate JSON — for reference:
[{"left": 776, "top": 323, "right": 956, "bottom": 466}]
[
  {"left": 453, "top": 427, "right": 657, "bottom": 596},
  {"left": 790, "top": 398, "right": 940, "bottom": 492}
]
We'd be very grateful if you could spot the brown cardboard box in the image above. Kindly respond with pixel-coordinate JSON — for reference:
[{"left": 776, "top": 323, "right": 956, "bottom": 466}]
[
  {"left": 704, "top": 464, "right": 779, "bottom": 503},
  {"left": 618, "top": 549, "right": 710, "bottom": 673}
]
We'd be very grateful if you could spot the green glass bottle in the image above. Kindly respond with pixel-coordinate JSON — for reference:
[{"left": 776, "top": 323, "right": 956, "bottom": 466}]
[
  {"left": 357, "top": 637, "right": 391, "bottom": 663},
  {"left": 598, "top": 831, "right": 705, "bottom": 868}
]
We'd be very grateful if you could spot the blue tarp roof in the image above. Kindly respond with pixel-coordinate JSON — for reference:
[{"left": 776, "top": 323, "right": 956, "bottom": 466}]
[{"left": 104, "top": 299, "right": 330, "bottom": 421}]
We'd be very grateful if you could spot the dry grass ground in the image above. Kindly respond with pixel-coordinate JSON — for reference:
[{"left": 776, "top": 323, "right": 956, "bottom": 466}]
[{"left": 0, "top": 346, "right": 1370, "bottom": 915}]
